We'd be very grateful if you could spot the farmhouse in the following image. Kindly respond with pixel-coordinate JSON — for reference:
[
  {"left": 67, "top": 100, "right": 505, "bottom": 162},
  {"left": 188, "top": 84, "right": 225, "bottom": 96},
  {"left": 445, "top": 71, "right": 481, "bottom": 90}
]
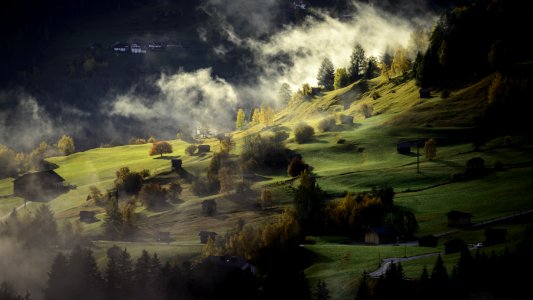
[
  {"left": 446, "top": 210, "right": 473, "bottom": 227},
  {"left": 112, "top": 42, "right": 129, "bottom": 52},
  {"left": 197, "top": 144, "right": 211, "bottom": 153},
  {"left": 130, "top": 43, "right": 146, "bottom": 54},
  {"left": 148, "top": 41, "right": 163, "bottom": 50},
  {"left": 396, "top": 141, "right": 411, "bottom": 154},
  {"left": 79, "top": 211, "right": 97, "bottom": 223},
  {"left": 13, "top": 170, "right": 67, "bottom": 200},
  {"left": 365, "top": 227, "right": 397, "bottom": 245},
  {"left": 199, "top": 231, "right": 217, "bottom": 244}
]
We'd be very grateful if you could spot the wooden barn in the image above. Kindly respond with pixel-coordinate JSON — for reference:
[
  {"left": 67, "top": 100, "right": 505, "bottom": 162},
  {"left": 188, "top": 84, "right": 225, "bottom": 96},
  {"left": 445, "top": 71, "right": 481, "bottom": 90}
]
[
  {"left": 365, "top": 227, "right": 397, "bottom": 245},
  {"left": 79, "top": 211, "right": 97, "bottom": 223},
  {"left": 446, "top": 210, "right": 472, "bottom": 227},
  {"left": 197, "top": 145, "right": 211, "bottom": 153},
  {"left": 396, "top": 141, "right": 411, "bottom": 154},
  {"left": 13, "top": 170, "right": 66, "bottom": 200}
]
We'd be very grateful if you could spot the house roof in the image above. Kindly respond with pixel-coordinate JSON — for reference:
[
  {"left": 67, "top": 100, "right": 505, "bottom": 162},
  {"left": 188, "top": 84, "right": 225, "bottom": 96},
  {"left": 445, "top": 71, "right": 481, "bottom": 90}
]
[
  {"left": 446, "top": 210, "right": 472, "bottom": 218},
  {"left": 15, "top": 170, "right": 65, "bottom": 183}
]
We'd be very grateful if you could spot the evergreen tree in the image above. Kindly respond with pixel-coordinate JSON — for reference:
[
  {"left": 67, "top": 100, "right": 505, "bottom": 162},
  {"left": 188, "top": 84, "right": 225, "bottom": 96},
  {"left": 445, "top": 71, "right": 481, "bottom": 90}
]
[
  {"left": 44, "top": 253, "right": 69, "bottom": 300},
  {"left": 104, "top": 194, "right": 123, "bottom": 239},
  {"left": 317, "top": 58, "right": 335, "bottom": 91},
  {"left": 250, "top": 108, "right": 260, "bottom": 126},
  {"left": 28, "top": 204, "right": 58, "bottom": 248},
  {"left": 365, "top": 56, "right": 380, "bottom": 79},
  {"left": 293, "top": 170, "right": 325, "bottom": 235},
  {"left": 133, "top": 250, "right": 151, "bottom": 296},
  {"left": 315, "top": 279, "right": 330, "bottom": 300},
  {"left": 431, "top": 255, "right": 449, "bottom": 286},
  {"left": 278, "top": 83, "right": 292, "bottom": 106},
  {"left": 348, "top": 44, "right": 366, "bottom": 82}
]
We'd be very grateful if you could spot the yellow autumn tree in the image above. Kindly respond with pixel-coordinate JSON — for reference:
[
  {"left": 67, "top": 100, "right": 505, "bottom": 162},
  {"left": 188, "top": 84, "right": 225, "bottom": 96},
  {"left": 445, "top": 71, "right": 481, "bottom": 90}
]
[{"left": 235, "top": 108, "right": 246, "bottom": 130}]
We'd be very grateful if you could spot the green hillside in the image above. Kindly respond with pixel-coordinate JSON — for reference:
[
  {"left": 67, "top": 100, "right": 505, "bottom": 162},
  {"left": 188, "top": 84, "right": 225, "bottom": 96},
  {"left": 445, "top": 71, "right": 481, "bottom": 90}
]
[{"left": 2, "top": 75, "right": 532, "bottom": 299}]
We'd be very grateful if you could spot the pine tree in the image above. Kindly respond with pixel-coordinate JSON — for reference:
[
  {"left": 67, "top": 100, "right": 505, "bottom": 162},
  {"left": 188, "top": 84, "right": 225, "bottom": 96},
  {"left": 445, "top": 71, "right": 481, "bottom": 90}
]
[
  {"left": 431, "top": 255, "right": 449, "bottom": 284},
  {"left": 278, "top": 83, "right": 292, "bottom": 106},
  {"left": 315, "top": 279, "right": 330, "bottom": 300},
  {"left": 317, "top": 57, "right": 335, "bottom": 91},
  {"left": 250, "top": 108, "right": 260, "bottom": 126},
  {"left": 356, "top": 272, "right": 370, "bottom": 300},
  {"left": 235, "top": 108, "right": 246, "bottom": 130},
  {"left": 44, "top": 253, "right": 69, "bottom": 300},
  {"left": 348, "top": 44, "right": 366, "bottom": 82},
  {"left": 294, "top": 170, "right": 325, "bottom": 235},
  {"left": 29, "top": 204, "right": 58, "bottom": 248},
  {"left": 134, "top": 250, "right": 151, "bottom": 295}
]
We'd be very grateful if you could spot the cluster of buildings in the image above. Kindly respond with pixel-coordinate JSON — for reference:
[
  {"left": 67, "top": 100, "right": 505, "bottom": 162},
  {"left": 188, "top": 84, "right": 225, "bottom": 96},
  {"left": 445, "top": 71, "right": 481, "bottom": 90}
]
[{"left": 112, "top": 40, "right": 182, "bottom": 54}]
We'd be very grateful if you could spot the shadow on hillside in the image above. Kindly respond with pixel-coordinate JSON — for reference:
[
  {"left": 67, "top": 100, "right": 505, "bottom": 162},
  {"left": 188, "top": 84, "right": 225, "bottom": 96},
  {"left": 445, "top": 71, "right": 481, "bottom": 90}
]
[{"left": 153, "top": 155, "right": 181, "bottom": 160}]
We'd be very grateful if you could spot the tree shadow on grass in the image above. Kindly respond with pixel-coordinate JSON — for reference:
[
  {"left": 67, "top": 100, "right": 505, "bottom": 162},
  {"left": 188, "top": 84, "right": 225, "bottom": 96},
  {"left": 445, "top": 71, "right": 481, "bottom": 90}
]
[{"left": 153, "top": 155, "right": 181, "bottom": 160}]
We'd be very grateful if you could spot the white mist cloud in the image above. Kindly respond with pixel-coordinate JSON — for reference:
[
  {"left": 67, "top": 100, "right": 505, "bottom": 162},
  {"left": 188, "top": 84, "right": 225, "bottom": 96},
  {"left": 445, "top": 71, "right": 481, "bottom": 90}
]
[
  {"left": 108, "top": 68, "right": 239, "bottom": 132},
  {"left": 0, "top": 94, "right": 56, "bottom": 150},
  {"left": 248, "top": 3, "right": 434, "bottom": 93}
]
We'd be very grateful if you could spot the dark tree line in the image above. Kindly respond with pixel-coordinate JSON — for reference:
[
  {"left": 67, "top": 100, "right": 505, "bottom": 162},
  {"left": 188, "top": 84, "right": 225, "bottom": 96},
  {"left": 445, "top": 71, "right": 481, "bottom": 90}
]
[
  {"left": 413, "top": 0, "right": 533, "bottom": 89},
  {"left": 357, "top": 240, "right": 533, "bottom": 300}
]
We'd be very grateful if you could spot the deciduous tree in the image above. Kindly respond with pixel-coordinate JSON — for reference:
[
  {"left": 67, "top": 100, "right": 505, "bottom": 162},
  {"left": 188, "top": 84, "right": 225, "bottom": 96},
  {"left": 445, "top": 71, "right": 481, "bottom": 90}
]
[
  {"left": 149, "top": 141, "right": 173, "bottom": 157},
  {"left": 57, "top": 135, "right": 75, "bottom": 156}
]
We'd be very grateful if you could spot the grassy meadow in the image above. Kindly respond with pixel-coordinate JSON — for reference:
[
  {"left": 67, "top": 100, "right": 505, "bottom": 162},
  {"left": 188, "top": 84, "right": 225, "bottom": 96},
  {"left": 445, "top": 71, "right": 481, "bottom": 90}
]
[{"left": 1, "top": 74, "right": 532, "bottom": 299}]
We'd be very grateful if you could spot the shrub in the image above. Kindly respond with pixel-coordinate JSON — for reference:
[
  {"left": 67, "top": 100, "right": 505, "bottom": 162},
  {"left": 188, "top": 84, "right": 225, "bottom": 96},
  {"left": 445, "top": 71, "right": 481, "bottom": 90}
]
[
  {"left": 371, "top": 92, "right": 380, "bottom": 100},
  {"left": 273, "top": 131, "right": 289, "bottom": 143},
  {"left": 294, "top": 123, "right": 315, "bottom": 144},
  {"left": 504, "top": 135, "right": 513, "bottom": 147},
  {"left": 57, "top": 135, "right": 75, "bottom": 155},
  {"left": 317, "top": 117, "right": 336, "bottom": 132},
  {"left": 139, "top": 169, "right": 150, "bottom": 178},
  {"left": 287, "top": 156, "right": 309, "bottom": 177},
  {"left": 241, "top": 134, "right": 287, "bottom": 170},
  {"left": 114, "top": 167, "right": 143, "bottom": 195},
  {"left": 185, "top": 144, "right": 197, "bottom": 156},
  {"left": 361, "top": 104, "right": 373, "bottom": 118},
  {"left": 168, "top": 182, "right": 183, "bottom": 203},
  {"left": 440, "top": 89, "right": 451, "bottom": 98},
  {"left": 465, "top": 157, "right": 485, "bottom": 178},
  {"left": 138, "top": 183, "right": 167, "bottom": 210},
  {"left": 450, "top": 172, "right": 466, "bottom": 182}
]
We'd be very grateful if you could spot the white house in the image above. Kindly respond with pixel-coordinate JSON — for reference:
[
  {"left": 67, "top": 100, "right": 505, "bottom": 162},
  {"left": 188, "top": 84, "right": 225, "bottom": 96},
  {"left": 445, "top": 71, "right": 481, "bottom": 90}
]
[
  {"left": 113, "top": 42, "right": 129, "bottom": 52},
  {"left": 131, "top": 43, "right": 146, "bottom": 54}
]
